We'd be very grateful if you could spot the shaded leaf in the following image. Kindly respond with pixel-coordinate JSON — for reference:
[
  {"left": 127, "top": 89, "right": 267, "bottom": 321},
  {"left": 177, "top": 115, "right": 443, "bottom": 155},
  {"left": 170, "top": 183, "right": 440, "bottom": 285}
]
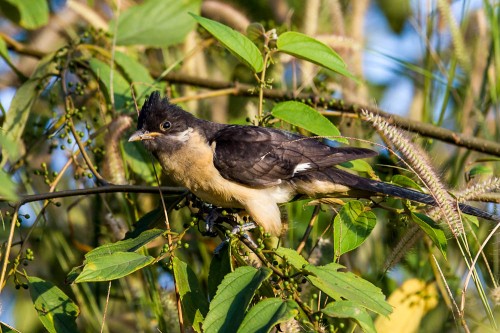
[
  {"left": 113, "top": 51, "right": 160, "bottom": 101},
  {"left": 277, "top": 32, "right": 356, "bottom": 80},
  {"left": 1, "top": 54, "right": 55, "bottom": 168},
  {"left": 123, "top": 141, "right": 157, "bottom": 184},
  {"left": 306, "top": 263, "right": 392, "bottom": 316},
  {"left": 88, "top": 58, "right": 132, "bottom": 110},
  {"left": 0, "top": 170, "right": 18, "bottom": 202},
  {"left": 75, "top": 252, "right": 154, "bottom": 283},
  {"left": 28, "top": 276, "right": 80, "bottom": 333},
  {"left": 0, "top": 322, "right": 21, "bottom": 332},
  {"left": 322, "top": 300, "right": 376, "bottom": 333},
  {"left": 203, "top": 266, "right": 272, "bottom": 333},
  {"left": 237, "top": 298, "right": 299, "bottom": 333},
  {"left": 208, "top": 242, "right": 233, "bottom": 300},
  {"left": 410, "top": 213, "right": 447, "bottom": 259},
  {"left": 334, "top": 201, "right": 376, "bottom": 258},
  {"left": 173, "top": 257, "right": 209, "bottom": 332},
  {"left": 190, "top": 14, "right": 264, "bottom": 73},
  {"left": 272, "top": 101, "right": 347, "bottom": 143},
  {"left": 112, "top": 0, "right": 201, "bottom": 46}
]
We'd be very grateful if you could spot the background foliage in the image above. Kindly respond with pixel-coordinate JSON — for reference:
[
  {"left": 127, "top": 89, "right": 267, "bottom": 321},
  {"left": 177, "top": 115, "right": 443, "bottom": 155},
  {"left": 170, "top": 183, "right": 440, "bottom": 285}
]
[{"left": 0, "top": 0, "right": 499, "bottom": 332}]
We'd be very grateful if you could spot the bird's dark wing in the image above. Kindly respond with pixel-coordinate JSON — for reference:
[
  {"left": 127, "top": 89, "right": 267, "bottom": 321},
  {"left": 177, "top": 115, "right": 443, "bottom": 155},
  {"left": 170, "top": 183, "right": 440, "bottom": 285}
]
[{"left": 210, "top": 125, "right": 377, "bottom": 187}]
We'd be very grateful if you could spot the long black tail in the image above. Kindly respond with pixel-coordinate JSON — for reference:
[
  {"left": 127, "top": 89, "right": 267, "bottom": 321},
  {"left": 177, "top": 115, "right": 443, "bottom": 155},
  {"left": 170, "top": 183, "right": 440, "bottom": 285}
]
[{"left": 323, "top": 168, "right": 500, "bottom": 223}]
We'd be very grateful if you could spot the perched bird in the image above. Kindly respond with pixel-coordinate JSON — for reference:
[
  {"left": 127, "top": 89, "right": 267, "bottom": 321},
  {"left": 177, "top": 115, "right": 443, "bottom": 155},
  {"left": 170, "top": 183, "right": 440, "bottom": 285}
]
[{"left": 129, "top": 92, "right": 498, "bottom": 235}]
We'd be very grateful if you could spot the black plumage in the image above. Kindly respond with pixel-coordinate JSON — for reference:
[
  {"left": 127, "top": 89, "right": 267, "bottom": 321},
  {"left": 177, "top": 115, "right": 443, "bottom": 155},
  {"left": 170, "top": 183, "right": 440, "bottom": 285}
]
[{"left": 129, "top": 92, "right": 499, "bottom": 234}]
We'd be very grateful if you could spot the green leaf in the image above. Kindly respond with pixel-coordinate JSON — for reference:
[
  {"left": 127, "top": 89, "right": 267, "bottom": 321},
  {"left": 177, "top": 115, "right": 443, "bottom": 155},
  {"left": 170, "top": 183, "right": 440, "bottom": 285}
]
[
  {"left": 341, "top": 159, "right": 376, "bottom": 177},
  {"left": 88, "top": 58, "right": 132, "bottom": 110},
  {"left": 28, "top": 276, "right": 80, "bottom": 333},
  {"left": 208, "top": 242, "right": 233, "bottom": 300},
  {"left": 1, "top": 53, "right": 55, "bottom": 168},
  {"left": 391, "top": 175, "right": 423, "bottom": 191},
  {"left": 272, "top": 101, "right": 347, "bottom": 143},
  {"left": 322, "top": 300, "right": 376, "bottom": 333},
  {"left": 173, "top": 257, "right": 209, "bottom": 332},
  {"left": 0, "top": 37, "right": 9, "bottom": 61},
  {"left": 0, "top": 170, "right": 18, "bottom": 202},
  {"left": 274, "top": 247, "right": 309, "bottom": 269},
  {"left": 112, "top": 0, "right": 201, "bottom": 47},
  {"left": 190, "top": 14, "right": 264, "bottom": 73},
  {"left": 467, "top": 165, "right": 492, "bottom": 179},
  {"left": 203, "top": 266, "right": 272, "bottom": 333},
  {"left": 75, "top": 252, "right": 154, "bottom": 283},
  {"left": 334, "top": 201, "right": 377, "bottom": 258},
  {"left": 123, "top": 141, "right": 157, "bottom": 184},
  {"left": 277, "top": 31, "right": 356, "bottom": 80},
  {"left": 84, "top": 229, "right": 164, "bottom": 261},
  {"left": 305, "top": 263, "right": 392, "bottom": 316},
  {"left": 0, "top": 0, "right": 49, "bottom": 29},
  {"left": 237, "top": 298, "right": 299, "bottom": 333},
  {"left": 410, "top": 213, "right": 447, "bottom": 259},
  {"left": 113, "top": 50, "right": 161, "bottom": 102}
]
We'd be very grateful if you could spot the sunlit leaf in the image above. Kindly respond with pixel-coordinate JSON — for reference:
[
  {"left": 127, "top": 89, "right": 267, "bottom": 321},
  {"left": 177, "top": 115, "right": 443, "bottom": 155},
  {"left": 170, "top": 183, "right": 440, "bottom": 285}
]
[
  {"left": 203, "top": 266, "right": 272, "bottom": 333},
  {"left": 306, "top": 263, "right": 392, "bottom": 316},
  {"left": 75, "top": 252, "right": 154, "bottom": 283},
  {"left": 391, "top": 175, "right": 423, "bottom": 191},
  {"left": 237, "top": 298, "right": 299, "bottom": 333},
  {"left": 277, "top": 31, "right": 356, "bottom": 80},
  {"left": 190, "top": 14, "right": 264, "bottom": 73},
  {"left": 112, "top": 0, "right": 201, "bottom": 46},
  {"left": 28, "top": 276, "right": 80, "bottom": 333},
  {"left": 272, "top": 101, "right": 347, "bottom": 143},
  {"left": 0, "top": 0, "right": 49, "bottom": 29}
]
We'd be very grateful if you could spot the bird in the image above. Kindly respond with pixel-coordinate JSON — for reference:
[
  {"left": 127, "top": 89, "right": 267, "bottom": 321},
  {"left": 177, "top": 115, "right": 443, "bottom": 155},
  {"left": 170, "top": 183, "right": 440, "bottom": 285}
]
[{"left": 129, "top": 91, "right": 499, "bottom": 235}]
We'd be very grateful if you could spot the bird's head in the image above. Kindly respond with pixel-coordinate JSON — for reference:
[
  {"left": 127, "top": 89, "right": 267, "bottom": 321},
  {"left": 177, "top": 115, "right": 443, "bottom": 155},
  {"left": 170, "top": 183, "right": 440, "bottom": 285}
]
[{"left": 128, "top": 91, "right": 197, "bottom": 153}]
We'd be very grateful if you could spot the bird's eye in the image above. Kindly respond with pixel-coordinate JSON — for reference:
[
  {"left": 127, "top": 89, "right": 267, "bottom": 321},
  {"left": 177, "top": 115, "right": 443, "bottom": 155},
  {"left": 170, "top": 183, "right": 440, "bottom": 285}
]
[{"left": 160, "top": 121, "right": 171, "bottom": 131}]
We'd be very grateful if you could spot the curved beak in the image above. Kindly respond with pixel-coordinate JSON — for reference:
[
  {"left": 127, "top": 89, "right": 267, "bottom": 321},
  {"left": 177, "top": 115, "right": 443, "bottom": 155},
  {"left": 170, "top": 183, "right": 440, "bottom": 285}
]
[{"left": 128, "top": 130, "right": 161, "bottom": 142}]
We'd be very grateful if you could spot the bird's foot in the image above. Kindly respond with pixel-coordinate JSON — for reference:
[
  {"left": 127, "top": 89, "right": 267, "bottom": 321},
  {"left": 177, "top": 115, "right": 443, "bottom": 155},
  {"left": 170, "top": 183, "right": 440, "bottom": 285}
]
[{"left": 213, "top": 222, "right": 258, "bottom": 254}]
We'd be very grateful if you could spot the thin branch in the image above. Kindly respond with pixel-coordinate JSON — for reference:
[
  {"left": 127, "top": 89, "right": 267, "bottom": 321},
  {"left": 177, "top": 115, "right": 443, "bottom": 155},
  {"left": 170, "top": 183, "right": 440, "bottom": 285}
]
[
  {"left": 162, "top": 72, "right": 500, "bottom": 156},
  {"left": 1, "top": 185, "right": 187, "bottom": 205}
]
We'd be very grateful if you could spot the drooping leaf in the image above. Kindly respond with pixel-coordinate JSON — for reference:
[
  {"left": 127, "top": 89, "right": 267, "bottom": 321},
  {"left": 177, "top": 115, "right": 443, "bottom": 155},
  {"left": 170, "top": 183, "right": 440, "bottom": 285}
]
[
  {"left": 75, "top": 252, "right": 154, "bottom": 283},
  {"left": 203, "top": 266, "right": 272, "bottom": 333},
  {"left": 173, "top": 257, "right": 209, "bottom": 332},
  {"left": 1, "top": 53, "right": 55, "bottom": 168},
  {"left": 112, "top": 0, "right": 201, "bottom": 47},
  {"left": 322, "top": 300, "right": 377, "bottom": 333},
  {"left": 208, "top": 242, "right": 233, "bottom": 300},
  {"left": 272, "top": 101, "right": 347, "bottom": 143},
  {"left": 237, "top": 298, "right": 299, "bottom": 333},
  {"left": 28, "top": 276, "right": 80, "bottom": 333},
  {"left": 0, "top": 0, "right": 49, "bottom": 29},
  {"left": 410, "top": 213, "right": 447, "bottom": 259},
  {"left": 88, "top": 58, "right": 132, "bottom": 110},
  {"left": 190, "top": 14, "right": 264, "bottom": 73},
  {"left": 305, "top": 263, "right": 392, "bottom": 316},
  {"left": 333, "top": 200, "right": 377, "bottom": 259},
  {"left": 277, "top": 31, "right": 356, "bottom": 80}
]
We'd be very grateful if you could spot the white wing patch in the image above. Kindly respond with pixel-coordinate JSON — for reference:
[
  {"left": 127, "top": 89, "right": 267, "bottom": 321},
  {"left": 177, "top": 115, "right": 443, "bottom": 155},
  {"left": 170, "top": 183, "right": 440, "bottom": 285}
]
[{"left": 293, "top": 162, "right": 312, "bottom": 175}]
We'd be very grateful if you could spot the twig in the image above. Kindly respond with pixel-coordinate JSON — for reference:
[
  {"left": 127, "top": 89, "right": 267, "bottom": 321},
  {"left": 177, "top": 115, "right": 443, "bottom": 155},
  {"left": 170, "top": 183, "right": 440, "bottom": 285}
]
[
  {"left": 162, "top": 72, "right": 500, "bottom": 156},
  {"left": 0, "top": 185, "right": 187, "bottom": 205},
  {"left": 296, "top": 206, "right": 320, "bottom": 254}
]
